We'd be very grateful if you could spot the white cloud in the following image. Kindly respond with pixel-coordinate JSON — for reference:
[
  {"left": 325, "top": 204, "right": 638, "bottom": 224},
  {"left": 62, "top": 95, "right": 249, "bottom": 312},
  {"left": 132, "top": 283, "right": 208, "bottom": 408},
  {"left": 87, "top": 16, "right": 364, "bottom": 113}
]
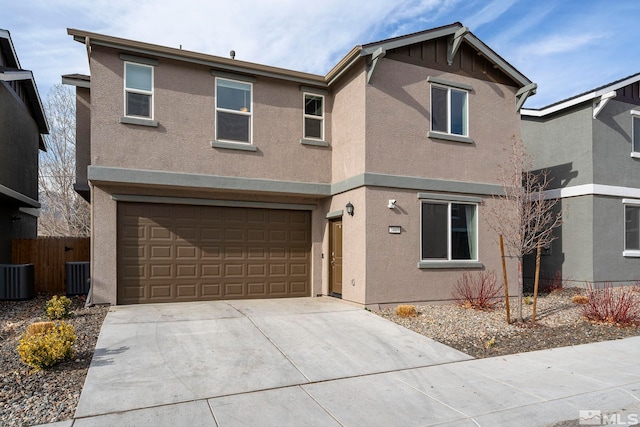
[
  {"left": 464, "top": 0, "right": 520, "bottom": 31},
  {"left": 524, "top": 32, "right": 608, "bottom": 56}
]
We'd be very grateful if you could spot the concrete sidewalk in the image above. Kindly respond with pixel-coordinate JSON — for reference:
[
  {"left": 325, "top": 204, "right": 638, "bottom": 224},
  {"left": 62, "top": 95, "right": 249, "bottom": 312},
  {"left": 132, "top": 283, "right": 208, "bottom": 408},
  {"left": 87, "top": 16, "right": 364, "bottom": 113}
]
[{"left": 39, "top": 298, "right": 640, "bottom": 426}]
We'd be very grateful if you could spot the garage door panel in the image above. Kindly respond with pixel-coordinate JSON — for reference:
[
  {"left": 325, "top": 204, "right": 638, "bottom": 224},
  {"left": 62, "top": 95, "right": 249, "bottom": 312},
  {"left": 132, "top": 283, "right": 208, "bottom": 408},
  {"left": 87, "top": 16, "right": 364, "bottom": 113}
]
[
  {"left": 201, "top": 228, "right": 222, "bottom": 242},
  {"left": 149, "top": 284, "right": 172, "bottom": 299},
  {"left": 150, "top": 245, "right": 172, "bottom": 259},
  {"left": 150, "top": 264, "right": 172, "bottom": 278},
  {"left": 118, "top": 203, "right": 310, "bottom": 304},
  {"left": 176, "top": 246, "right": 197, "bottom": 259},
  {"left": 224, "top": 283, "right": 245, "bottom": 296},
  {"left": 248, "top": 282, "right": 266, "bottom": 296},
  {"left": 201, "top": 246, "right": 221, "bottom": 259},
  {"left": 176, "top": 284, "right": 197, "bottom": 298},
  {"left": 176, "top": 264, "right": 198, "bottom": 278},
  {"left": 224, "top": 247, "right": 244, "bottom": 259},
  {"left": 202, "top": 283, "right": 222, "bottom": 297},
  {"left": 150, "top": 226, "right": 172, "bottom": 240},
  {"left": 201, "top": 265, "right": 221, "bottom": 278}
]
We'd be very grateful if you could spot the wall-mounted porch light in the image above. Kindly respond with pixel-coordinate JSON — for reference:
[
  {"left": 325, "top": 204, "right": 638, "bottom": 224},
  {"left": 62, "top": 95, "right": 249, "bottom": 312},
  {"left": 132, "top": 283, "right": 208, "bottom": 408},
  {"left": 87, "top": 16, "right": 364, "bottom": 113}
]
[{"left": 345, "top": 202, "right": 354, "bottom": 216}]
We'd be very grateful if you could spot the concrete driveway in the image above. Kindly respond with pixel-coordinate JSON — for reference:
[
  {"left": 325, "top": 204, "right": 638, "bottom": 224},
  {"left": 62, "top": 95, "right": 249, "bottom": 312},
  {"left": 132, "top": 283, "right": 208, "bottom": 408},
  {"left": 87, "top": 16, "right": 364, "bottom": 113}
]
[{"left": 69, "top": 297, "right": 640, "bottom": 427}]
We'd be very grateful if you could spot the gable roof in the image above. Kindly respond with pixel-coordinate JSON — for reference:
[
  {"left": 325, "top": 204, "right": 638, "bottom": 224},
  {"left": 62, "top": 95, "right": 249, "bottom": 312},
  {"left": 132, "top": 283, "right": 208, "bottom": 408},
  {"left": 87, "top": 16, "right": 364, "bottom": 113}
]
[
  {"left": 0, "top": 29, "right": 49, "bottom": 147},
  {"left": 522, "top": 72, "right": 640, "bottom": 118},
  {"left": 69, "top": 22, "right": 533, "bottom": 93},
  {"left": 356, "top": 22, "right": 533, "bottom": 88}
]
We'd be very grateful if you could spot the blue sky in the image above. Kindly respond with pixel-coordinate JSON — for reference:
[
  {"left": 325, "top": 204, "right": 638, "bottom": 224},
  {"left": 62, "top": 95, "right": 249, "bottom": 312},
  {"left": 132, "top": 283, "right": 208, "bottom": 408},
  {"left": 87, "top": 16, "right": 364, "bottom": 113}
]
[{"left": 3, "top": 0, "right": 639, "bottom": 108}]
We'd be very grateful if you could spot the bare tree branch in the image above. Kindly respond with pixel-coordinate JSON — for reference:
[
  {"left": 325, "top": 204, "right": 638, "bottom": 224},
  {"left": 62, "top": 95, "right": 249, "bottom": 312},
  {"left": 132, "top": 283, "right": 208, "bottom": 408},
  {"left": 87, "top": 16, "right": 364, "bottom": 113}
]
[
  {"left": 487, "top": 137, "right": 563, "bottom": 321},
  {"left": 39, "top": 84, "right": 90, "bottom": 237}
]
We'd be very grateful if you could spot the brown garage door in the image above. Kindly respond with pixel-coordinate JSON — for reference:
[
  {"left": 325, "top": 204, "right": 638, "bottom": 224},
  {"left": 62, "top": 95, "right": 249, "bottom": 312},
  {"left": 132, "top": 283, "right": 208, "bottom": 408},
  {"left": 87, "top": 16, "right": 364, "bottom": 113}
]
[{"left": 117, "top": 203, "right": 311, "bottom": 304}]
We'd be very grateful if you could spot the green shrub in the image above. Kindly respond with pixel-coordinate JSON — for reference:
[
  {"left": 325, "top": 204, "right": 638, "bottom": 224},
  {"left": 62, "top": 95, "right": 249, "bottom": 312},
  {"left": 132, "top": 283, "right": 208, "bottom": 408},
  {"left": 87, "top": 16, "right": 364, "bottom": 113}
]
[
  {"left": 44, "top": 295, "right": 73, "bottom": 320},
  {"left": 17, "top": 321, "right": 76, "bottom": 371}
]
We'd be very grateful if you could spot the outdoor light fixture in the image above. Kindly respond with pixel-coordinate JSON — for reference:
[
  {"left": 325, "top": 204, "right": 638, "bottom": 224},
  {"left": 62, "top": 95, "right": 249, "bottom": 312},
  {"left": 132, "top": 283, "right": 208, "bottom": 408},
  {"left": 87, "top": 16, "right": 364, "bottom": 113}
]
[{"left": 345, "top": 202, "right": 354, "bottom": 216}]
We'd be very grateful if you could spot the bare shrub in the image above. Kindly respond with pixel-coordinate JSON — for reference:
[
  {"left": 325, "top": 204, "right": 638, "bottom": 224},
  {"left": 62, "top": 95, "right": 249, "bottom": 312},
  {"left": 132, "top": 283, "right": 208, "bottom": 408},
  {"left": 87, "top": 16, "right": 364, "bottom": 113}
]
[
  {"left": 581, "top": 283, "right": 640, "bottom": 326},
  {"left": 452, "top": 270, "right": 501, "bottom": 310},
  {"left": 540, "top": 271, "right": 564, "bottom": 293},
  {"left": 395, "top": 305, "right": 417, "bottom": 318}
]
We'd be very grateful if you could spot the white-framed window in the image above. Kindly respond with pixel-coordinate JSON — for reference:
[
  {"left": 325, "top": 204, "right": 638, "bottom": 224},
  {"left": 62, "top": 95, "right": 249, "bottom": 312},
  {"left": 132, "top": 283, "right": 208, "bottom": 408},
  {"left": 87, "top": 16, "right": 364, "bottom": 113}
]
[
  {"left": 124, "top": 62, "right": 153, "bottom": 119},
  {"left": 215, "top": 77, "right": 252, "bottom": 143},
  {"left": 631, "top": 112, "right": 640, "bottom": 157},
  {"left": 624, "top": 199, "right": 640, "bottom": 256},
  {"left": 421, "top": 201, "right": 477, "bottom": 261},
  {"left": 304, "top": 93, "right": 324, "bottom": 140},
  {"left": 431, "top": 84, "right": 468, "bottom": 137}
]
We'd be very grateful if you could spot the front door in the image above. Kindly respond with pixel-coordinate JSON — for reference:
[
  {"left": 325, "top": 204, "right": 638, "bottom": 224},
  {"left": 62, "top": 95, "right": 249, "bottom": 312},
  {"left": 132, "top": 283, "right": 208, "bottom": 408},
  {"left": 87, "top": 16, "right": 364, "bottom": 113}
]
[{"left": 329, "top": 219, "right": 343, "bottom": 296}]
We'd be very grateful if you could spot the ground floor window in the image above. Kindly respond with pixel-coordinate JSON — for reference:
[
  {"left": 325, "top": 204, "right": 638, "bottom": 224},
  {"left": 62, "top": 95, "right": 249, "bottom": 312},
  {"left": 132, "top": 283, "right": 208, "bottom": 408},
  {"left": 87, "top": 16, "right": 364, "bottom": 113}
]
[
  {"left": 624, "top": 202, "right": 640, "bottom": 254},
  {"left": 421, "top": 201, "right": 477, "bottom": 261}
]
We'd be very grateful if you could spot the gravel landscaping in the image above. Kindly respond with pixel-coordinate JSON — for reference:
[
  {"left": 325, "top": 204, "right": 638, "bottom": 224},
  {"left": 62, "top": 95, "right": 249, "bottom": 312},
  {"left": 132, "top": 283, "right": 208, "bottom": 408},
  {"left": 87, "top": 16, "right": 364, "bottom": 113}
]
[
  {"left": 1, "top": 287, "right": 639, "bottom": 426},
  {"left": 376, "top": 287, "right": 640, "bottom": 358},
  {"left": 0, "top": 294, "right": 108, "bottom": 426}
]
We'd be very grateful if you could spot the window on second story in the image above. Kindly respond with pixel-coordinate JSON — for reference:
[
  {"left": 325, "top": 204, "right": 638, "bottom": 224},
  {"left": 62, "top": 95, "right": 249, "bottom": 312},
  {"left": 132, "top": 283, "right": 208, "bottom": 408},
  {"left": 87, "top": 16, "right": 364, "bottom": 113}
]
[
  {"left": 304, "top": 93, "right": 324, "bottom": 140},
  {"left": 215, "top": 78, "right": 252, "bottom": 143},
  {"left": 624, "top": 201, "right": 640, "bottom": 256},
  {"left": 124, "top": 62, "right": 153, "bottom": 119},
  {"left": 421, "top": 201, "right": 477, "bottom": 261},
  {"left": 632, "top": 115, "right": 640, "bottom": 156},
  {"left": 431, "top": 85, "right": 468, "bottom": 137}
]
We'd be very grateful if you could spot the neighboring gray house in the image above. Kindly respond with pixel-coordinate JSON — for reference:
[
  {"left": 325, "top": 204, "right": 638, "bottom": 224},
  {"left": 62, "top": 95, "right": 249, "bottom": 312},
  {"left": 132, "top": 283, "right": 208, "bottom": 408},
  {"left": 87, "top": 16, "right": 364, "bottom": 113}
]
[
  {"left": 0, "top": 29, "right": 48, "bottom": 263},
  {"left": 521, "top": 73, "right": 640, "bottom": 286}
]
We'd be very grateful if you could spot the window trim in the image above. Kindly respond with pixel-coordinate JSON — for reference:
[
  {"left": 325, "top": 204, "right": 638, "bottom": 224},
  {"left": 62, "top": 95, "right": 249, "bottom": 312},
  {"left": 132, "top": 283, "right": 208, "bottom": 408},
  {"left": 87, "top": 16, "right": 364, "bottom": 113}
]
[
  {"left": 419, "top": 199, "right": 479, "bottom": 265},
  {"left": 303, "top": 92, "right": 324, "bottom": 141},
  {"left": 631, "top": 111, "right": 640, "bottom": 158},
  {"left": 623, "top": 198, "right": 640, "bottom": 257},
  {"left": 123, "top": 61, "right": 154, "bottom": 120},
  {"left": 214, "top": 77, "right": 253, "bottom": 144},
  {"left": 430, "top": 83, "right": 469, "bottom": 138}
]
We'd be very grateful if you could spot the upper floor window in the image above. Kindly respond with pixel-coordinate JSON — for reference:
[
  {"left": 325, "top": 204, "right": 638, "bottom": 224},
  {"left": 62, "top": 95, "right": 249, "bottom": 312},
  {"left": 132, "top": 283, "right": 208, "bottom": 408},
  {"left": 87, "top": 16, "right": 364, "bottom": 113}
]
[
  {"left": 632, "top": 114, "right": 640, "bottom": 157},
  {"left": 304, "top": 93, "right": 324, "bottom": 140},
  {"left": 421, "top": 201, "right": 477, "bottom": 261},
  {"left": 624, "top": 200, "right": 640, "bottom": 256},
  {"left": 216, "top": 78, "right": 252, "bottom": 143},
  {"left": 431, "top": 85, "right": 468, "bottom": 137},
  {"left": 124, "top": 62, "right": 153, "bottom": 119}
]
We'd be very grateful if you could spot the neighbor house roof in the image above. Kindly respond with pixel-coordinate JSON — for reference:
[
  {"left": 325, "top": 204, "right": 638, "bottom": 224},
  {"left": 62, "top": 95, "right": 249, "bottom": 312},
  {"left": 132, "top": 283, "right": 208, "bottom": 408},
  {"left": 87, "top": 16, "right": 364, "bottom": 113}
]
[
  {"left": 68, "top": 22, "right": 534, "bottom": 94},
  {"left": 0, "top": 29, "right": 49, "bottom": 148},
  {"left": 521, "top": 72, "right": 640, "bottom": 118}
]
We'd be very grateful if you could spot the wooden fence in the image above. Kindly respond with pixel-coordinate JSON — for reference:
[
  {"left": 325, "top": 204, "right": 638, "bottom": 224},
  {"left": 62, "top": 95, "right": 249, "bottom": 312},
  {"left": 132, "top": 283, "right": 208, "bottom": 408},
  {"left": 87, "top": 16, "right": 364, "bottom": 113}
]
[{"left": 12, "top": 237, "right": 90, "bottom": 293}]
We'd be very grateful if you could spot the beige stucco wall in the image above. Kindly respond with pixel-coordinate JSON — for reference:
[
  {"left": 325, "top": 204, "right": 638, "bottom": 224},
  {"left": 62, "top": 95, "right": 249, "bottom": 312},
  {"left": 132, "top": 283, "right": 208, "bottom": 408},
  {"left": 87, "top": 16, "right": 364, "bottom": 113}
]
[
  {"left": 89, "top": 46, "right": 331, "bottom": 184},
  {"left": 90, "top": 185, "right": 118, "bottom": 304},
  {"left": 365, "top": 58, "right": 520, "bottom": 184},
  {"left": 362, "top": 187, "right": 517, "bottom": 306},
  {"left": 331, "top": 63, "right": 367, "bottom": 183}
]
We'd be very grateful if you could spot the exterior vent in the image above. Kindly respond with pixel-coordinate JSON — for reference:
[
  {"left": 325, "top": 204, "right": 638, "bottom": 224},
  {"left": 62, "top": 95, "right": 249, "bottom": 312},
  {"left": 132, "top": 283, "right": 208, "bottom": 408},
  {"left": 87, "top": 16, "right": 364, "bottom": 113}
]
[
  {"left": 66, "top": 262, "right": 90, "bottom": 295},
  {"left": 0, "top": 264, "right": 35, "bottom": 300}
]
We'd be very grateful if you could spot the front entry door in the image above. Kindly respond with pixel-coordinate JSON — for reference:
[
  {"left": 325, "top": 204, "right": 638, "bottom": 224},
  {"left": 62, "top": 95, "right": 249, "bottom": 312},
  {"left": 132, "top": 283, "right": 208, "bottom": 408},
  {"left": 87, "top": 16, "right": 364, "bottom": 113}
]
[{"left": 329, "top": 219, "right": 343, "bottom": 296}]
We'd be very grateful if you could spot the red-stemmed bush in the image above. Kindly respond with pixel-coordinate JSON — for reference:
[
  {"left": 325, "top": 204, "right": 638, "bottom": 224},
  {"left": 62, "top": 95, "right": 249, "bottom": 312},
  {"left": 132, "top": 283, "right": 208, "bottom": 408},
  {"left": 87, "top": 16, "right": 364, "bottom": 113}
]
[
  {"left": 581, "top": 282, "right": 640, "bottom": 326},
  {"left": 452, "top": 270, "right": 501, "bottom": 310}
]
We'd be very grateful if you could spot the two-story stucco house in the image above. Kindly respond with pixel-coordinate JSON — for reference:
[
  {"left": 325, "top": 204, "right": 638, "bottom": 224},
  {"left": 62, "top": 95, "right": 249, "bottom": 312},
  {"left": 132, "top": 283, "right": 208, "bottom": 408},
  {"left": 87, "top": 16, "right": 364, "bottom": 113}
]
[
  {"left": 65, "top": 22, "right": 535, "bottom": 307},
  {"left": 0, "top": 29, "right": 48, "bottom": 263},
  {"left": 522, "top": 74, "right": 640, "bottom": 287}
]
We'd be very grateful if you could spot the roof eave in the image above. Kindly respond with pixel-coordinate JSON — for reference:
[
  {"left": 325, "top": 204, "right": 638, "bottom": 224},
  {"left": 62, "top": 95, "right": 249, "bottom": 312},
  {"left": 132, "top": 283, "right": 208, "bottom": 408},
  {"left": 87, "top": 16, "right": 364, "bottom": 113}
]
[
  {"left": 0, "top": 29, "right": 49, "bottom": 139},
  {"left": 69, "top": 28, "right": 327, "bottom": 88},
  {"left": 522, "top": 73, "right": 640, "bottom": 118}
]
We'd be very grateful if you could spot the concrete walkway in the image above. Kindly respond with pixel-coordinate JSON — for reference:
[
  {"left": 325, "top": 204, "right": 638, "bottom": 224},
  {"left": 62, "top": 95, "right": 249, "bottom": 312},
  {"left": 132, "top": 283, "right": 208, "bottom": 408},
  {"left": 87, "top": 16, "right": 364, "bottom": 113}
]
[{"left": 38, "top": 297, "right": 640, "bottom": 426}]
